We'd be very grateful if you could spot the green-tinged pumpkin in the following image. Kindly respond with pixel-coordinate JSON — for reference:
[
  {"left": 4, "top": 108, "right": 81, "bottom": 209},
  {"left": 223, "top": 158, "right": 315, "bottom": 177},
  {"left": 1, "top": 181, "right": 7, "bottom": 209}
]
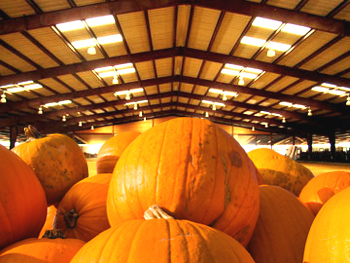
[
  {"left": 299, "top": 170, "right": 350, "bottom": 216},
  {"left": 53, "top": 173, "right": 111, "bottom": 242},
  {"left": 247, "top": 185, "right": 314, "bottom": 263},
  {"left": 11, "top": 125, "right": 88, "bottom": 205},
  {"left": 71, "top": 205, "right": 256, "bottom": 263},
  {"left": 0, "top": 144, "right": 47, "bottom": 250},
  {"left": 0, "top": 230, "right": 85, "bottom": 263},
  {"left": 107, "top": 117, "right": 260, "bottom": 247},
  {"left": 303, "top": 186, "right": 350, "bottom": 263},
  {"left": 96, "top": 131, "right": 141, "bottom": 173},
  {"left": 247, "top": 148, "right": 314, "bottom": 196}
]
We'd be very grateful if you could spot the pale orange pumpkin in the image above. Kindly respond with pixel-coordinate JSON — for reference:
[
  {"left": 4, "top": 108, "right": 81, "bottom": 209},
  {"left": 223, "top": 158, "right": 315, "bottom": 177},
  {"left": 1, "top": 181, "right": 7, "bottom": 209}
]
[
  {"left": 247, "top": 185, "right": 314, "bottom": 263},
  {"left": 0, "top": 144, "right": 47, "bottom": 250},
  {"left": 107, "top": 117, "right": 260, "bottom": 247},
  {"left": 0, "top": 230, "right": 85, "bottom": 263},
  {"left": 299, "top": 170, "right": 350, "bottom": 216},
  {"left": 303, "top": 186, "right": 350, "bottom": 262},
  {"left": 247, "top": 147, "right": 314, "bottom": 196},
  {"left": 53, "top": 173, "right": 111, "bottom": 242},
  {"left": 71, "top": 205, "right": 256, "bottom": 263},
  {"left": 96, "top": 131, "right": 141, "bottom": 173},
  {"left": 11, "top": 125, "right": 89, "bottom": 205}
]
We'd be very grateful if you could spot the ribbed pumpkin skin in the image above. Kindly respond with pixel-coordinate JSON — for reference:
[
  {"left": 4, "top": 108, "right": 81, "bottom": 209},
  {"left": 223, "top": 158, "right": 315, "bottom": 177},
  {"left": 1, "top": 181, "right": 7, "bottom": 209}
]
[
  {"left": 0, "top": 235, "right": 85, "bottom": 263},
  {"left": 53, "top": 173, "right": 111, "bottom": 242},
  {"left": 0, "top": 144, "right": 47, "bottom": 250},
  {"left": 303, "top": 186, "right": 350, "bottom": 263},
  {"left": 299, "top": 171, "right": 350, "bottom": 216},
  {"left": 39, "top": 205, "right": 57, "bottom": 238},
  {"left": 96, "top": 131, "right": 141, "bottom": 174},
  {"left": 71, "top": 218, "right": 256, "bottom": 263},
  {"left": 247, "top": 185, "right": 314, "bottom": 263},
  {"left": 107, "top": 117, "right": 260, "bottom": 246},
  {"left": 12, "top": 133, "right": 88, "bottom": 205},
  {"left": 247, "top": 148, "right": 314, "bottom": 196}
]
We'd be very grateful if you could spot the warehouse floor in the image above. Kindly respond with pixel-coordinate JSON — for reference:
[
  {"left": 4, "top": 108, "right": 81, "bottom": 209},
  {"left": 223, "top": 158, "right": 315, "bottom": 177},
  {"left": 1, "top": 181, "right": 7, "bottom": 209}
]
[{"left": 87, "top": 159, "right": 350, "bottom": 178}]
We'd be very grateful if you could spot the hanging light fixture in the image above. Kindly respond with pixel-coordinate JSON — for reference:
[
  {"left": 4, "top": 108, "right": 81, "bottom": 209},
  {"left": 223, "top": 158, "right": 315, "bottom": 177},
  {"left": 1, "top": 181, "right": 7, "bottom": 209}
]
[
  {"left": 265, "top": 123, "right": 268, "bottom": 128},
  {"left": 78, "top": 121, "right": 82, "bottom": 127},
  {"left": 38, "top": 106, "right": 43, "bottom": 114},
  {"left": 205, "top": 111, "right": 209, "bottom": 118},
  {"left": 308, "top": 108, "right": 312, "bottom": 116},
  {"left": 125, "top": 92, "right": 130, "bottom": 100},
  {"left": 222, "top": 93, "right": 227, "bottom": 101},
  {"left": 267, "top": 49, "right": 276, "bottom": 58},
  {"left": 212, "top": 104, "right": 216, "bottom": 111},
  {"left": 133, "top": 103, "right": 138, "bottom": 110},
  {"left": 91, "top": 126, "right": 94, "bottom": 130},
  {"left": 238, "top": 76, "right": 245, "bottom": 85},
  {"left": 139, "top": 111, "right": 143, "bottom": 117},
  {"left": 282, "top": 117, "right": 286, "bottom": 123},
  {"left": 143, "top": 117, "right": 146, "bottom": 122},
  {"left": 252, "top": 126, "right": 255, "bottom": 131},
  {"left": 0, "top": 92, "right": 6, "bottom": 103},
  {"left": 87, "top": 46, "right": 96, "bottom": 55},
  {"left": 112, "top": 74, "right": 120, "bottom": 84},
  {"left": 62, "top": 115, "right": 66, "bottom": 122},
  {"left": 346, "top": 95, "right": 350, "bottom": 106}
]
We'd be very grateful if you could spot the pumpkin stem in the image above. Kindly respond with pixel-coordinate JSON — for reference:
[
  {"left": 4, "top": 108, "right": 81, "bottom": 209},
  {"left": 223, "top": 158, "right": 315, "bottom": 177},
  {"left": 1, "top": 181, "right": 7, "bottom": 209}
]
[
  {"left": 63, "top": 209, "right": 79, "bottom": 228},
  {"left": 24, "top": 125, "right": 46, "bottom": 142},
  {"left": 42, "top": 229, "right": 66, "bottom": 239},
  {"left": 144, "top": 205, "right": 174, "bottom": 220}
]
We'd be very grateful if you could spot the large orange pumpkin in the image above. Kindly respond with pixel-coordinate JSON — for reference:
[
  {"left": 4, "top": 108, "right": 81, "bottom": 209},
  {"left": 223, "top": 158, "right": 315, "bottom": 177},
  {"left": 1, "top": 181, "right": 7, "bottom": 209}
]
[
  {"left": 96, "top": 131, "right": 141, "bottom": 173},
  {"left": 71, "top": 205, "right": 256, "bottom": 263},
  {"left": 0, "top": 230, "right": 85, "bottom": 263},
  {"left": 0, "top": 144, "right": 47, "bottom": 250},
  {"left": 11, "top": 125, "right": 89, "bottom": 205},
  {"left": 303, "top": 186, "right": 350, "bottom": 263},
  {"left": 247, "top": 147, "right": 314, "bottom": 196},
  {"left": 299, "top": 170, "right": 350, "bottom": 216},
  {"left": 53, "top": 173, "right": 111, "bottom": 242},
  {"left": 107, "top": 117, "right": 260, "bottom": 246},
  {"left": 247, "top": 185, "right": 314, "bottom": 263}
]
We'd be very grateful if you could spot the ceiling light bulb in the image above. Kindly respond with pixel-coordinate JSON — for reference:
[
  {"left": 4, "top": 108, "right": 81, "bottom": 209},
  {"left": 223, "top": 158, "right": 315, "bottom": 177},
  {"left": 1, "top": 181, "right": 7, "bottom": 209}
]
[
  {"left": 205, "top": 111, "right": 209, "bottom": 118},
  {"left": 79, "top": 121, "right": 82, "bottom": 127},
  {"left": 308, "top": 108, "right": 312, "bottom": 116},
  {"left": 252, "top": 126, "right": 255, "bottom": 131},
  {"left": 112, "top": 75, "right": 119, "bottom": 84},
  {"left": 62, "top": 116, "right": 66, "bottom": 122},
  {"left": 238, "top": 77, "right": 245, "bottom": 86},
  {"left": 267, "top": 49, "right": 276, "bottom": 57},
  {"left": 133, "top": 103, "right": 138, "bottom": 110},
  {"left": 346, "top": 96, "right": 350, "bottom": 106},
  {"left": 282, "top": 117, "right": 286, "bottom": 123},
  {"left": 91, "top": 126, "right": 94, "bottom": 130},
  {"left": 222, "top": 93, "right": 227, "bottom": 101},
  {"left": 265, "top": 123, "right": 268, "bottom": 128},
  {"left": 1, "top": 93, "right": 6, "bottom": 103},
  {"left": 87, "top": 46, "right": 96, "bottom": 55},
  {"left": 125, "top": 92, "right": 130, "bottom": 100},
  {"left": 139, "top": 111, "right": 143, "bottom": 117},
  {"left": 212, "top": 104, "right": 216, "bottom": 111},
  {"left": 143, "top": 117, "right": 146, "bottom": 122},
  {"left": 38, "top": 106, "right": 43, "bottom": 114}
]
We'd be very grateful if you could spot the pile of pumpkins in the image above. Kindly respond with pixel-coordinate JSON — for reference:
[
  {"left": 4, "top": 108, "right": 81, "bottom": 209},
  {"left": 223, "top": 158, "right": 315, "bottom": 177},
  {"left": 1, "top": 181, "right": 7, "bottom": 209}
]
[{"left": 0, "top": 117, "right": 349, "bottom": 263}]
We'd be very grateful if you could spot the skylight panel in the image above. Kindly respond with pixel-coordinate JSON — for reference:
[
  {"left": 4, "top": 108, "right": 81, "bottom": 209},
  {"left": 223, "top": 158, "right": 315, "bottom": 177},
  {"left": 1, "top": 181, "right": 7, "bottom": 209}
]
[
  {"left": 94, "top": 66, "right": 114, "bottom": 73},
  {"left": 85, "top": 15, "right": 115, "bottom": 27},
  {"left": 252, "top": 17, "right": 282, "bottom": 30},
  {"left": 56, "top": 20, "right": 85, "bottom": 32},
  {"left": 97, "top": 34, "right": 123, "bottom": 45},
  {"left": 125, "top": 100, "right": 148, "bottom": 106},
  {"left": 114, "top": 63, "right": 133, "bottom": 69},
  {"left": 72, "top": 39, "right": 96, "bottom": 49},
  {"left": 266, "top": 41, "right": 291, "bottom": 51},
  {"left": 221, "top": 68, "right": 240, "bottom": 75},
  {"left": 225, "top": 64, "right": 244, "bottom": 70},
  {"left": 117, "top": 68, "right": 136, "bottom": 74},
  {"left": 312, "top": 86, "right": 329, "bottom": 93},
  {"left": 282, "top": 23, "right": 311, "bottom": 35},
  {"left": 240, "top": 72, "right": 259, "bottom": 79},
  {"left": 241, "top": 36, "right": 265, "bottom": 47}
]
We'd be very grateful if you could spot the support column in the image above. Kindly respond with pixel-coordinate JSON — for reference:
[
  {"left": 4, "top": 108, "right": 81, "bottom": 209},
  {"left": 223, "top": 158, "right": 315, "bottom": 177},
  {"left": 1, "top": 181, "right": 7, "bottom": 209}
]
[
  {"left": 9, "top": 126, "right": 18, "bottom": 149},
  {"left": 328, "top": 132, "right": 336, "bottom": 161},
  {"left": 307, "top": 133, "right": 313, "bottom": 161}
]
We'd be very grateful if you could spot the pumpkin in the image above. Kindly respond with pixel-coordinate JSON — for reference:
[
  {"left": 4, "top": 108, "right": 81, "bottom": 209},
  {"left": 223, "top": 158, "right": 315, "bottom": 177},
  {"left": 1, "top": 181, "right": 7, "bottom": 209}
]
[
  {"left": 247, "top": 147, "right": 314, "bottom": 196},
  {"left": 0, "top": 144, "right": 47, "bottom": 250},
  {"left": 107, "top": 117, "right": 260, "bottom": 247},
  {"left": 71, "top": 205, "right": 256, "bottom": 263},
  {"left": 0, "top": 230, "right": 85, "bottom": 263},
  {"left": 53, "top": 173, "right": 111, "bottom": 242},
  {"left": 303, "top": 186, "right": 350, "bottom": 263},
  {"left": 247, "top": 185, "right": 314, "bottom": 263},
  {"left": 299, "top": 170, "right": 350, "bottom": 216},
  {"left": 39, "top": 205, "right": 57, "bottom": 238},
  {"left": 96, "top": 131, "right": 141, "bottom": 173},
  {"left": 11, "top": 125, "right": 89, "bottom": 205}
]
